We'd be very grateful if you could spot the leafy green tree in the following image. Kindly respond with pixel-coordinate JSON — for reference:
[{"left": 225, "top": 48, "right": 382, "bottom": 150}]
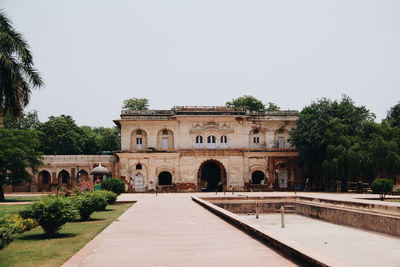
[
  {"left": 36, "top": 115, "right": 87, "bottom": 155},
  {"left": 3, "top": 110, "right": 40, "bottom": 129},
  {"left": 0, "top": 128, "right": 42, "bottom": 201},
  {"left": 97, "top": 127, "right": 120, "bottom": 152},
  {"left": 386, "top": 102, "right": 400, "bottom": 127},
  {"left": 80, "top": 126, "right": 101, "bottom": 155},
  {"left": 289, "top": 96, "right": 374, "bottom": 190},
  {"left": 371, "top": 178, "right": 394, "bottom": 200},
  {"left": 0, "top": 11, "right": 43, "bottom": 118},
  {"left": 226, "top": 95, "right": 266, "bottom": 111},
  {"left": 122, "top": 98, "right": 149, "bottom": 110},
  {"left": 266, "top": 102, "right": 280, "bottom": 111}
]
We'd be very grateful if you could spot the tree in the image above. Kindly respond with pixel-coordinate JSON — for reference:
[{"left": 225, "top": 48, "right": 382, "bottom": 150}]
[
  {"left": 226, "top": 95, "right": 265, "bottom": 111},
  {"left": 386, "top": 102, "right": 400, "bottom": 127},
  {"left": 266, "top": 102, "right": 280, "bottom": 111},
  {"left": 36, "top": 115, "right": 87, "bottom": 155},
  {"left": 371, "top": 178, "right": 394, "bottom": 201},
  {"left": 0, "top": 10, "right": 43, "bottom": 118},
  {"left": 3, "top": 110, "right": 40, "bottom": 129},
  {"left": 122, "top": 98, "right": 149, "bottom": 110},
  {"left": 0, "top": 128, "right": 42, "bottom": 201},
  {"left": 289, "top": 96, "right": 374, "bottom": 190}
]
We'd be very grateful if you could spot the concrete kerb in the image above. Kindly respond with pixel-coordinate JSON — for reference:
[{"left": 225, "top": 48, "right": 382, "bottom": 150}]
[{"left": 192, "top": 196, "right": 351, "bottom": 267}]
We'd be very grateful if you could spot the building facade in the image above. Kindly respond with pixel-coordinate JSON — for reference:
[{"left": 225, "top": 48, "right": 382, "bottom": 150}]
[{"left": 114, "top": 106, "right": 302, "bottom": 192}]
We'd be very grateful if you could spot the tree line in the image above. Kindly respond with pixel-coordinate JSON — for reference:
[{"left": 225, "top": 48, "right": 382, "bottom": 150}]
[
  {"left": 290, "top": 96, "right": 400, "bottom": 190},
  {"left": 3, "top": 111, "right": 120, "bottom": 155}
]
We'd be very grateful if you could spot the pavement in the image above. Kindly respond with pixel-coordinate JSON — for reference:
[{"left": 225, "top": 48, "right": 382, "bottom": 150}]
[
  {"left": 48, "top": 191, "right": 400, "bottom": 266},
  {"left": 62, "top": 193, "right": 296, "bottom": 267}
]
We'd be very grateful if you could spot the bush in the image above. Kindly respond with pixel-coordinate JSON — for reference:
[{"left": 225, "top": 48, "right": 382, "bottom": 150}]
[
  {"left": 6, "top": 214, "right": 38, "bottom": 233},
  {"left": 0, "top": 216, "right": 17, "bottom": 249},
  {"left": 20, "top": 197, "right": 77, "bottom": 236},
  {"left": 101, "top": 178, "right": 125, "bottom": 195},
  {"left": 94, "top": 190, "right": 117, "bottom": 205},
  {"left": 71, "top": 195, "right": 97, "bottom": 221},
  {"left": 371, "top": 178, "right": 394, "bottom": 200},
  {"left": 88, "top": 192, "right": 107, "bottom": 211}
]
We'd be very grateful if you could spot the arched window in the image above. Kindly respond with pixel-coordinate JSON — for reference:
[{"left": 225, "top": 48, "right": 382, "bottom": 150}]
[
  {"left": 220, "top": 136, "right": 227, "bottom": 143},
  {"left": 253, "top": 129, "right": 259, "bottom": 134},
  {"left": 195, "top": 136, "right": 203, "bottom": 149},
  {"left": 136, "top": 164, "right": 142, "bottom": 170},
  {"left": 207, "top": 135, "right": 216, "bottom": 149},
  {"left": 220, "top": 135, "right": 228, "bottom": 148},
  {"left": 136, "top": 130, "right": 142, "bottom": 135},
  {"left": 162, "top": 129, "right": 168, "bottom": 135}
]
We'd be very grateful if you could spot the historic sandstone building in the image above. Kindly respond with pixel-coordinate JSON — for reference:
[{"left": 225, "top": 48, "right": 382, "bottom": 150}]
[
  {"left": 114, "top": 107, "right": 301, "bottom": 192},
  {"left": 7, "top": 106, "right": 302, "bottom": 193}
]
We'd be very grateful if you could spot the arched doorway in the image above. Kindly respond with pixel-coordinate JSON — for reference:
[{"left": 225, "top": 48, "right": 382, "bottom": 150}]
[
  {"left": 158, "top": 172, "right": 172, "bottom": 185},
  {"left": 197, "top": 160, "right": 227, "bottom": 192},
  {"left": 252, "top": 171, "right": 265, "bottom": 184},
  {"left": 134, "top": 173, "right": 145, "bottom": 192},
  {"left": 38, "top": 170, "right": 51, "bottom": 191},
  {"left": 58, "top": 170, "right": 70, "bottom": 185}
]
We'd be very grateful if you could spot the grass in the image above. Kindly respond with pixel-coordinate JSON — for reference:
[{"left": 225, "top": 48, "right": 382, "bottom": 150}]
[
  {"left": 0, "top": 204, "right": 29, "bottom": 217},
  {"left": 3, "top": 195, "right": 47, "bottom": 202},
  {"left": 0, "top": 203, "right": 133, "bottom": 267},
  {"left": 384, "top": 199, "right": 400, "bottom": 202}
]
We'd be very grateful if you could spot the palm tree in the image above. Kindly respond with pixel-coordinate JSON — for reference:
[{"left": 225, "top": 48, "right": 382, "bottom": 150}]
[{"left": 0, "top": 10, "right": 43, "bottom": 118}]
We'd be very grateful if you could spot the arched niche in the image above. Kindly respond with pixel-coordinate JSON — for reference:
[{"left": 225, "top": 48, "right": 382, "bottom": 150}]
[
  {"left": 130, "top": 129, "right": 148, "bottom": 150},
  {"left": 157, "top": 129, "right": 174, "bottom": 150}
]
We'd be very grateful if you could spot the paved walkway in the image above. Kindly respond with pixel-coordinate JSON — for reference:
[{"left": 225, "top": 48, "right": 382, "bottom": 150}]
[{"left": 63, "top": 193, "right": 295, "bottom": 267}]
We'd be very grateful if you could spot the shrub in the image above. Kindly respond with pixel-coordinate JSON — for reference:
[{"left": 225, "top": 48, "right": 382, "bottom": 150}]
[
  {"left": 101, "top": 178, "right": 125, "bottom": 195},
  {"left": 88, "top": 192, "right": 107, "bottom": 211},
  {"left": 71, "top": 192, "right": 107, "bottom": 220},
  {"left": 0, "top": 216, "right": 17, "bottom": 249},
  {"left": 94, "top": 190, "right": 117, "bottom": 205},
  {"left": 371, "top": 178, "right": 394, "bottom": 201},
  {"left": 6, "top": 214, "right": 38, "bottom": 233},
  {"left": 20, "top": 197, "right": 77, "bottom": 236}
]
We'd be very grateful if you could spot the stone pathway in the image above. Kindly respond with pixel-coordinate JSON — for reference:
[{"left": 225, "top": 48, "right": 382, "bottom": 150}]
[{"left": 63, "top": 193, "right": 296, "bottom": 266}]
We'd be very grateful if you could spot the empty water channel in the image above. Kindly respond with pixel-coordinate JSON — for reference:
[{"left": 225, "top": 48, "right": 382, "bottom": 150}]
[{"left": 192, "top": 195, "right": 400, "bottom": 267}]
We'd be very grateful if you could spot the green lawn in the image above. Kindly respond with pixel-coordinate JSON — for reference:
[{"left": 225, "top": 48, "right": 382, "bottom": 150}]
[
  {"left": 385, "top": 199, "right": 400, "bottom": 202},
  {"left": 0, "top": 204, "right": 29, "bottom": 217},
  {"left": 3, "top": 195, "right": 47, "bottom": 202},
  {"left": 0, "top": 203, "right": 133, "bottom": 267}
]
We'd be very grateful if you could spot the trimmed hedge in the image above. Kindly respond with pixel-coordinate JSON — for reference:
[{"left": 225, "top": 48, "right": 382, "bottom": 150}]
[
  {"left": 20, "top": 197, "right": 77, "bottom": 236},
  {"left": 94, "top": 190, "right": 117, "bottom": 205},
  {"left": 101, "top": 178, "right": 125, "bottom": 195},
  {"left": 0, "top": 216, "right": 17, "bottom": 249}
]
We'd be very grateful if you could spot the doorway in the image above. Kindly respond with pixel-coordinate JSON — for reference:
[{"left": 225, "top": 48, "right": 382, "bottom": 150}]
[{"left": 198, "top": 160, "right": 227, "bottom": 192}]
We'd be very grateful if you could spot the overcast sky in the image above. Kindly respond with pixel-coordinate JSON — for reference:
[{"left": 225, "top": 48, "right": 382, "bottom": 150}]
[{"left": 2, "top": 0, "right": 400, "bottom": 127}]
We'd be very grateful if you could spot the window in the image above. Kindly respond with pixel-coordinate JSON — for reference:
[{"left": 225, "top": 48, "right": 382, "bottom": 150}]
[
  {"left": 196, "top": 136, "right": 203, "bottom": 143},
  {"left": 195, "top": 136, "right": 203, "bottom": 149},
  {"left": 136, "top": 164, "right": 142, "bottom": 170},
  {"left": 220, "top": 135, "right": 228, "bottom": 148},
  {"left": 253, "top": 136, "right": 260, "bottom": 148},
  {"left": 278, "top": 137, "right": 285, "bottom": 148},
  {"left": 162, "top": 129, "right": 168, "bottom": 135},
  {"left": 207, "top": 136, "right": 216, "bottom": 143},
  {"left": 278, "top": 129, "right": 284, "bottom": 134},
  {"left": 162, "top": 138, "right": 168, "bottom": 149},
  {"left": 253, "top": 129, "right": 259, "bottom": 134},
  {"left": 136, "top": 138, "right": 143, "bottom": 149},
  {"left": 207, "top": 135, "right": 216, "bottom": 149},
  {"left": 136, "top": 130, "right": 142, "bottom": 135}
]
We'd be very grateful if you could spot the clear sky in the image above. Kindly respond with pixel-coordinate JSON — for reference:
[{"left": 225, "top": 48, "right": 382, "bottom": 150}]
[{"left": 2, "top": 0, "right": 400, "bottom": 127}]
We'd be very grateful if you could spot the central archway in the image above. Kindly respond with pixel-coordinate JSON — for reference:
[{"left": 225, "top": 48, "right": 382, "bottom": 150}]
[{"left": 197, "top": 160, "right": 227, "bottom": 192}]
